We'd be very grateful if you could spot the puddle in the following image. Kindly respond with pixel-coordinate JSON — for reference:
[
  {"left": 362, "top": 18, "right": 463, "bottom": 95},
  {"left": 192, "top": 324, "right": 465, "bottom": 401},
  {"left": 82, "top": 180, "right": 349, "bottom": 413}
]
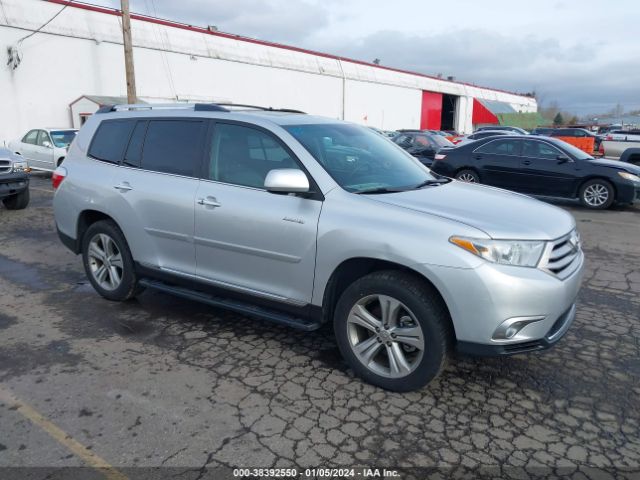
[{"left": 0, "top": 254, "right": 49, "bottom": 290}]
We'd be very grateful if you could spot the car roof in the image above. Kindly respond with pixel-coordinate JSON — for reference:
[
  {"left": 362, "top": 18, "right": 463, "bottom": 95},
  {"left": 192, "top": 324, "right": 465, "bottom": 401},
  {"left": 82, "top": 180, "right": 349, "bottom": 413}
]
[
  {"left": 470, "top": 134, "right": 570, "bottom": 146},
  {"left": 94, "top": 107, "right": 343, "bottom": 127}
]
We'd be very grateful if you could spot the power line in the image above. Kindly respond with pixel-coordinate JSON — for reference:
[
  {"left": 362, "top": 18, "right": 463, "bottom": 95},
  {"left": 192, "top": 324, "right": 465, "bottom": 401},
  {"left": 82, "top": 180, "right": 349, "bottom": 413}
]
[{"left": 18, "top": 0, "right": 70, "bottom": 44}]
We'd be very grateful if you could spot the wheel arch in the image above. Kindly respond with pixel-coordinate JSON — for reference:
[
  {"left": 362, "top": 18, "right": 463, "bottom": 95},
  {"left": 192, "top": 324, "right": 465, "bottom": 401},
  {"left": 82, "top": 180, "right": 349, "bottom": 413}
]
[
  {"left": 454, "top": 166, "right": 481, "bottom": 179},
  {"left": 321, "top": 257, "right": 456, "bottom": 339},
  {"left": 575, "top": 175, "right": 617, "bottom": 199},
  {"left": 74, "top": 209, "right": 120, "bottom": 253}
]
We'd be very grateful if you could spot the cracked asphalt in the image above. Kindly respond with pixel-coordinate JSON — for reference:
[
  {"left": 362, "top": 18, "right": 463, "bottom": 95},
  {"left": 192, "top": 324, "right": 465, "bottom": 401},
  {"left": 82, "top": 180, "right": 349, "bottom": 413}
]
[{"left": 0, "top": 173, "right": 639, "bottom": 479}]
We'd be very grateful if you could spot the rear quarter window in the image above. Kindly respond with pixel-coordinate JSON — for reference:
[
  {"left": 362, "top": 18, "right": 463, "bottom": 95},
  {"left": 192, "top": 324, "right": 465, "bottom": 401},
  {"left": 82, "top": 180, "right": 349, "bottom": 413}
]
[{"left": 88, "top": 120, "right": 136, "bottom": 164}]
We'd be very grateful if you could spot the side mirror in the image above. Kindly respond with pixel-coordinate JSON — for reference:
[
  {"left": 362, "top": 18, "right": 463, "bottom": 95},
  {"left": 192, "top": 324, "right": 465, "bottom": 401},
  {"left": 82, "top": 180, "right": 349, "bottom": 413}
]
[
  {"left": 557, "top": 155, "right": 571, "bottom": 164},
  {"left": 42, "top": 141, "right": 52, "bottom": 148},
  {"left": 264, "top": 169, "right": 309, "bottom": 194}
]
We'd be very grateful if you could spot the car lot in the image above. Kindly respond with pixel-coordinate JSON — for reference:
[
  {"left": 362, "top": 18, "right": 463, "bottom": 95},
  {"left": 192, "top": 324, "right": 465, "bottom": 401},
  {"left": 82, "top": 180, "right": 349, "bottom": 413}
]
[{"left": 1, "top": 173, "right": 639, "bottom": 478}]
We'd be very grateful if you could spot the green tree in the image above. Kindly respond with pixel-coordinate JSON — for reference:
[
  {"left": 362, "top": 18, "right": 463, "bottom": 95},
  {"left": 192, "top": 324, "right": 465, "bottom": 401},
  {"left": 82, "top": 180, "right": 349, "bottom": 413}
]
[{"left": 553, "top": 112, "right": 564, "bottom": 126}]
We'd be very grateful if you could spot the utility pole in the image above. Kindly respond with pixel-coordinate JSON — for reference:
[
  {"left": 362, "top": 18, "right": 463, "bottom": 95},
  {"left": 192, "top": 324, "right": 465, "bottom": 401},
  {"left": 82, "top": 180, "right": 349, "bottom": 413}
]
[{"left": 121, "top": 0, "right": 137, "bottom": 103}]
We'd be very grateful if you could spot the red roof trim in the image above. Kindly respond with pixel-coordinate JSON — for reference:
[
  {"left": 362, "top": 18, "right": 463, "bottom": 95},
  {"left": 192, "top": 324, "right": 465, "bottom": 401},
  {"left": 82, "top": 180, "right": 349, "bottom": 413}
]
[{"left": 46, "top": 0, "right": 532, "bottom": 99}]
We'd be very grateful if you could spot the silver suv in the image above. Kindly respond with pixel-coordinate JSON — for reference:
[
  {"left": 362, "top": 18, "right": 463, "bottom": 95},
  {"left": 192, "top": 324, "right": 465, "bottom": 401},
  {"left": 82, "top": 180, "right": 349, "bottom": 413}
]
[{"left": 52, "top": 104, "right": 584, "bottom": 391}]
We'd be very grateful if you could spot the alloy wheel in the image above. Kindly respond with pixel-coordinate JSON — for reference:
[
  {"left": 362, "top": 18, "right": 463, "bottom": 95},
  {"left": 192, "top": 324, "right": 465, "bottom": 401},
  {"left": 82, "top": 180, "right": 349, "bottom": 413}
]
[
  {"left": 583, "top": 183, "right": 609, "bottom": 207},
  {"left": 87, "top": 233, "right": 124, "bottom": 291},
  {"left": 347, "top": 294, "right": 425, "bottom": 378},
  {"left": 457, "top": 172, "right": 477, "bottom": 183}
]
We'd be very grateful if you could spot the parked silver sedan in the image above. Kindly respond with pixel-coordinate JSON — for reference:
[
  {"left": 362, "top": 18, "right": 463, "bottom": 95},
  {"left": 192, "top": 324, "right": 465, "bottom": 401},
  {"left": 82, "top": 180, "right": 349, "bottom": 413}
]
[{"left": 9, "top": 128, "right": 77, "bottom": 171}]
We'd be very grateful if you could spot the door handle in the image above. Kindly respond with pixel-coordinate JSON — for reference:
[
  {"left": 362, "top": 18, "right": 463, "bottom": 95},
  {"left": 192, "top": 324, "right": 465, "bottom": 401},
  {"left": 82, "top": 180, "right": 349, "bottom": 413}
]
[
  {"left": 113, "top": 183, "right": 132, "bottom": 192},
  {"left": 197, "top": 197, "right": 221, "bottom": 208},
  {"left": 522, "top": 160, "right": 532, "bottom": 166}
]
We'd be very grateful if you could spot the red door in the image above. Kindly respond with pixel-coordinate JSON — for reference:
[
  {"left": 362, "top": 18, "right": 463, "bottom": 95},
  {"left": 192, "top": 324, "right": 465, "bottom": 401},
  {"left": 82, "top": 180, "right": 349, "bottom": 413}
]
[{"left": 420, "top": 91, "right": 443, "bottom": 130}]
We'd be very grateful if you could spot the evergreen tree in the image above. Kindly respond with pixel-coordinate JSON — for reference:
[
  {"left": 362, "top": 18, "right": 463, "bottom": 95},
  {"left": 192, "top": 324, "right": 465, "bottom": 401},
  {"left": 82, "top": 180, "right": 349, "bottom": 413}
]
[{"left": 553, "top": 112, "right": 564, "bottom": 126}]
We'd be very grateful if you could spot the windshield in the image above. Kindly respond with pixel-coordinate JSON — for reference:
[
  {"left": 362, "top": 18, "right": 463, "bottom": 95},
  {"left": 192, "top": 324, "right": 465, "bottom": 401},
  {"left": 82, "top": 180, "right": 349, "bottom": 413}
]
[
  {"left": 430, "top": 135, "right": 454, "bottom": 148},
  {"left": 50, "top": 130, "right": 77, "bottom": 148},
  {"left": 552, "top": 139, "right": 594, "bottom": 160},
  {"left": 284, "top": 123, "right": 438, "bottom": 193}
]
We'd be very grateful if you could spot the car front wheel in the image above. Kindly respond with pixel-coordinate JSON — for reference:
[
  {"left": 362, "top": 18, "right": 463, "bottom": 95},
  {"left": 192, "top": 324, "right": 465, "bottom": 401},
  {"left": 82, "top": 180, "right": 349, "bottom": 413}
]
[
  {"left": 579, "top": 179, "right": 614, "bottom": 209},
  {"left": 334, "top": 271, "right": 451, "bottom": 392},
  {"left": 2, "top": 188, "right": 29, "bottom": 210}
]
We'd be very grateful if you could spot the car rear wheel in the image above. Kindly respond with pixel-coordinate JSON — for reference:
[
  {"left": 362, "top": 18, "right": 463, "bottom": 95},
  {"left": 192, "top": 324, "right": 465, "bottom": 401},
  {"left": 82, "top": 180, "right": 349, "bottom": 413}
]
[
  {"left": 82, "top": 220, "right": 144, "bottom": 301},
  {"left": 334, "top": 270, "right": 451, "bottom": 392},
  {"left": 579, "top": 179, "right": 614, "bottom": 209},
  {"left": 2, "top": 188, "right": 29, "bottom": 210},
  {"left": 455, "top": 169, "right": 480, "bottom": 183}
]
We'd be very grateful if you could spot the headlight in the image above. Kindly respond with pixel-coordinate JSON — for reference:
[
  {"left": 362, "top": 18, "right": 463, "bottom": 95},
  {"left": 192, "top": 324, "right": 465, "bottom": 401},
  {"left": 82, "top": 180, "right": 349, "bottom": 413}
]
[
  {"left": 450, "top": 236, "right": 546, "bottom": 267},
  {"left": 618, "top": 171, "right": 640, "bottom": 183},
  {"left": 12, "top": 161, "right": 30, "bottom": 173}
]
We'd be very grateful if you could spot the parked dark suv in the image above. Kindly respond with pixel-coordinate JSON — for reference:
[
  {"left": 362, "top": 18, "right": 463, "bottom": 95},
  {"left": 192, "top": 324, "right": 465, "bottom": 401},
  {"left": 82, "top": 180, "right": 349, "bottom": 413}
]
[
  {"left": 0, "top": 147, "right": 30, "bottom": 210},
  {"left": 431, "top": 135, "right": 640, "bottom": 209}
]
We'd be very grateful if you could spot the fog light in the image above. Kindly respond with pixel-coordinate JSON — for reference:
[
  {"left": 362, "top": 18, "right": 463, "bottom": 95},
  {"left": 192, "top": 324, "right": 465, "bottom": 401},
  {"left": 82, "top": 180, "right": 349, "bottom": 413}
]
[
  {"left": 505, "top": 327, "right": 518, "bottom": 339},
  {"left": 493, "top": 316, "right": 545, "bottom": 340}
]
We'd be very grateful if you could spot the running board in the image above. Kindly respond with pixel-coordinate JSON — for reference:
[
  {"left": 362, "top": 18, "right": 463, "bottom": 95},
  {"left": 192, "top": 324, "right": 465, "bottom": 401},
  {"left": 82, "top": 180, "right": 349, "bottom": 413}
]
[{"left": 138, "top": 278, "right": 322, "bottom": 331}]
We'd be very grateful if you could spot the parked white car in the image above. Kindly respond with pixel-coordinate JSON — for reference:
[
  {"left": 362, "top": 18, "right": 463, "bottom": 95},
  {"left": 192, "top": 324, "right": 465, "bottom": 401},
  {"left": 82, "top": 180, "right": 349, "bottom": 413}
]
[{"left": 9, "top": 128, "right": 78, "bottom": 171}]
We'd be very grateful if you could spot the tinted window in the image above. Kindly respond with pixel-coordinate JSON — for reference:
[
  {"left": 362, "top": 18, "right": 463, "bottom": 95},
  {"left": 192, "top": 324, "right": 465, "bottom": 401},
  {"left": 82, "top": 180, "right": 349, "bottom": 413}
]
[
  {"left": 393, "top": 134, "right": 413, "bottom": 147},
  {"left": 522, "top": 141, "right": 562, "bottom": 160},
  {"left": 123, "top": 121, "right": 147, "bottom": 167},
  {"left": 36, "top": 130, "right": 51, "bottom": 147},
  {"left": 414, "top": 135, "right": 431, "bottom": 147},
  {"left": 141, "top": 120, "right": 205, "bottom": 177},
  {"left": 209, "top": 123, "right": 300, "bottom": 188},
  {"left": 475, "top": 139, "right": 521, "bottom": 156},
  {"left": 430, "top": 135, "right": 454, "bottom": 147},
  {"left": 89, "top": 120, "right": 135, "bottom": 164},
  {"left": 23, "top": 130, "right": 39, "bottom": 145}
]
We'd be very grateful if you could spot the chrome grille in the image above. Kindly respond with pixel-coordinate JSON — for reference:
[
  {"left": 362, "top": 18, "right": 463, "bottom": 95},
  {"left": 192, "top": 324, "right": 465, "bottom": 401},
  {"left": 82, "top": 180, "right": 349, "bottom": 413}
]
[
  {"left": 0, "top": 159, "right": 11, "bottom": 174},
  {"left": 539, "top": 230, "right": 582, "bottom": 280}
]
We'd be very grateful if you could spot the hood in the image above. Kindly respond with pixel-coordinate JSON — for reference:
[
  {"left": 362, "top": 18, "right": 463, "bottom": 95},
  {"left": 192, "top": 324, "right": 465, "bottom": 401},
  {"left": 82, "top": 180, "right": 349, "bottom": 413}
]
[
  {"left": 588, "top": 158, "right": 640, "bottom": 174},
  {"left": 367, "top": 181, "right": 575, "bottom": 240}
]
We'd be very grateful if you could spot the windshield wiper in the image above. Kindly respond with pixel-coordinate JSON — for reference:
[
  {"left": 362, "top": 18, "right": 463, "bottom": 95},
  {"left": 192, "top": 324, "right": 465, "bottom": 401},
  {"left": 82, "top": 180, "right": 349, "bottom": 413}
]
[
  {"left": 413, "top": 178, "right": 451, "bottom": 189},
  {"left": 355, "top": 187, "right": 408, "bottom": 194}
]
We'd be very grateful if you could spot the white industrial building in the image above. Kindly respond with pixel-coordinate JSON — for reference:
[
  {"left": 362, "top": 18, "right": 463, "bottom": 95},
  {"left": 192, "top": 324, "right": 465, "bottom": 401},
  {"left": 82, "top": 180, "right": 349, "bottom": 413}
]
[{"left": 0, "top": 0, "right": 538, "bottom": 144}]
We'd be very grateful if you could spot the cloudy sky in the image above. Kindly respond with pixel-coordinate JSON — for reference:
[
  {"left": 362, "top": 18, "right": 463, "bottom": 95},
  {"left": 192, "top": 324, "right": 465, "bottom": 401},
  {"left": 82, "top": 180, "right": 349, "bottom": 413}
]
[{"left": 92, "top": 0, "right": 639, "bottom": 116}]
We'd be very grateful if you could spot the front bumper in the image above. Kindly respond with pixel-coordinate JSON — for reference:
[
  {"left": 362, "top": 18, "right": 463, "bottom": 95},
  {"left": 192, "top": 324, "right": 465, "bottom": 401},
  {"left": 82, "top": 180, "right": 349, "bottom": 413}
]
[
  {"left": 0, "top": 172, "right": 29, "bottom": 199},
  {"left": 457, "top": 303, "right": 576, "bottom": 355},
  {"left": 615, "top": 180, "right": 640, "bottom": 204},
  {"left": 421, "top": 251, "right": 584, "bottom": 355}
]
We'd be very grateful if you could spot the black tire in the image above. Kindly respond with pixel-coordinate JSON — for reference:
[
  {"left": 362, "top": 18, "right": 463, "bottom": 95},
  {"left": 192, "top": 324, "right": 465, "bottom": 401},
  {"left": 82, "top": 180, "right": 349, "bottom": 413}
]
[
  {"left": 455, "top": 169, "right": 480, "bottom": 183},
  {"left": 333, "top": 270, "right": 452, "bottom": 392},
  {"left": 57, "top": 157, "right": 65, "bottom": 167},
  {"left": 2, "top": 188, "right": 30, "bottom": 210},
  {"left": 81, "top": 220, "right": 144, "bottom": 301},
  {"left": 579, "top": 179, "right": 615, "bottom": 209}
]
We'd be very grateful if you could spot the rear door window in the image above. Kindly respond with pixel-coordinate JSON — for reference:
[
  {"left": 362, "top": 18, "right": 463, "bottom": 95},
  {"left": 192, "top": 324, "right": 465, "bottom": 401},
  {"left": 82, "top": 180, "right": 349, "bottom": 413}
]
[
  {"left": 89, "top": 120, "right": 136, "bottom": 164},
  {"left": 23, "top": 130, "right": 39, "bottom": 145},
  {"left": 475, "top": 139, "right": 521, "bottom": 156},
  {"left": 140, "top": 120, "right": 206, "bottom": 177}
]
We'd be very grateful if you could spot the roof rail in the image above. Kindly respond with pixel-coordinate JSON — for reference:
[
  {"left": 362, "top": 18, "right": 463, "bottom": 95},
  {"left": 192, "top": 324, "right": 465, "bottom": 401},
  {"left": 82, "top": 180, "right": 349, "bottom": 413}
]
[
  {"left": 214, "top": 103, "right": 306, "bottom": 114},
  {"left": 95, "top": 102, "right": 305, "bottom": 114}
]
